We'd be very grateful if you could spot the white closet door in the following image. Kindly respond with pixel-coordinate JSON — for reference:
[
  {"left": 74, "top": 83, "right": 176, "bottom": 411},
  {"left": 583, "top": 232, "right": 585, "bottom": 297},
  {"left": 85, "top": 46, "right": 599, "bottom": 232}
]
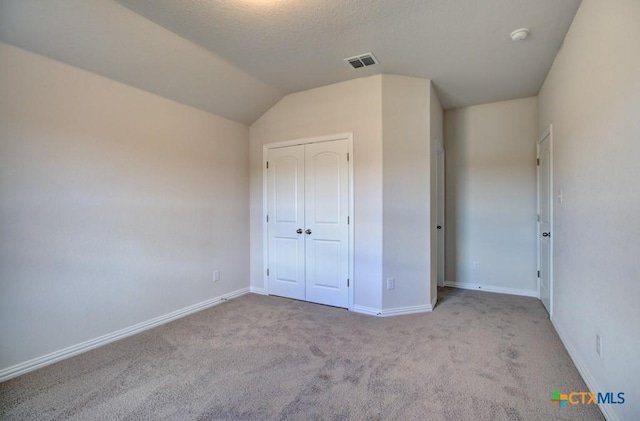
[
  {"left": 304, "top": 140, "right": 349, "bottom": 308},
  {"left": 266, "top": 139, "right": 350, "bottom": 308},
  {"left": 267, "top": 145, "right": 305, "bottom": 300}
]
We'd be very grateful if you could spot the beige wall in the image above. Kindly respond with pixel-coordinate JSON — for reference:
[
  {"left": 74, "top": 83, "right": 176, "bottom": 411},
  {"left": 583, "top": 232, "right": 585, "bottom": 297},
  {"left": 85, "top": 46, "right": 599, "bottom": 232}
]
[
  {"left": 538, "top": 0, "right": 640, "bottom": 418},
  {"left": 249, "top": 76, "right": 384, "bottom": 310},
  {"left": 444, "top": 97, "right": 538, "bottom": 295},
  {"left": 381, "top": 75, "right": 433, "bottom": 310},
  {"left": 250, "top": 74, "right": 439, "bottom": 313},
  {"left": 0, "top": 43, "right": 250, "bottom": 371}
]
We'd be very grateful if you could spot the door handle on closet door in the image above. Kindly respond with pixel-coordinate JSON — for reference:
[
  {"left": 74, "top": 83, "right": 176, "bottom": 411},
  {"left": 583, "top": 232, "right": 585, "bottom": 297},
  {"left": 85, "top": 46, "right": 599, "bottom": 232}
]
[
  {"left": 305, "top": 229, "right": 312, "bottom": 235},
  {"left": 296, "top": 229, "right": 303, "bottom": 234}
]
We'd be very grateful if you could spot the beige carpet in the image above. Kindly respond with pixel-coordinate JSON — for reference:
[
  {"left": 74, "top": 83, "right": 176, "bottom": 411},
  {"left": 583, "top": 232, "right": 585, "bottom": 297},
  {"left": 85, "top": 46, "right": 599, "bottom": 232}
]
[{"left": 1, "top": 288, "right": 603, "bottom": 420}]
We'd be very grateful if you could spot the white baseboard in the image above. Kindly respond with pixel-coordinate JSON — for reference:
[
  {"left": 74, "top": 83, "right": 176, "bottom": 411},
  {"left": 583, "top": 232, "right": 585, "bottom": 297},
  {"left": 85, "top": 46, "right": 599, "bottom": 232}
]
[
  {"left": 0, "top": 287, "right": 250, "bottom": 383},
  {"left": 249, "top": 286, "right": 267, "bottom": 295},
  {"left": 552, "top": 320, "right": 617, "bottom": 421},
  {"left": 353, "top": 296, "right": 437, "bottom": 317},
  {"left": 352, "top": 305, "right": 382, "bottom": 316},
  {"left": 380, "top": 303, "right": 434, "bottom": 317},
  {"left": 444, "top": 281, "right": 538, "bottom": 298}
]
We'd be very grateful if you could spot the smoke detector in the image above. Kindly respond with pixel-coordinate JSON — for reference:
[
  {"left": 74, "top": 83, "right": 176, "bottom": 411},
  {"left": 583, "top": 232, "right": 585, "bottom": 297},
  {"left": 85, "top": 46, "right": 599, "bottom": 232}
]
[
  {"left": 344, "top": 53, "right": 378, "bottom": 69},
  {"left": 510, "top": 28, "right": 530, "bottom": 41}
]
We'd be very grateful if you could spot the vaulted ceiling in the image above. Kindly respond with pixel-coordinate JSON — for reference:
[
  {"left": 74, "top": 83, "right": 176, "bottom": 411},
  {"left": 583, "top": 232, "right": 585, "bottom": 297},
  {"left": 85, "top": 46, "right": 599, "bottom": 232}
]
[{"left": 0, "top": 0, "right": 582, "bottom": 125}]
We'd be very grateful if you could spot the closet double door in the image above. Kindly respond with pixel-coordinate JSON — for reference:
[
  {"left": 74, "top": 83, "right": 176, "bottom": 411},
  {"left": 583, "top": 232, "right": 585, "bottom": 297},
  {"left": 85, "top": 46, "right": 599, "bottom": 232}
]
[{"left": 267, "top": 139, "right": 350, "bottom": 308}]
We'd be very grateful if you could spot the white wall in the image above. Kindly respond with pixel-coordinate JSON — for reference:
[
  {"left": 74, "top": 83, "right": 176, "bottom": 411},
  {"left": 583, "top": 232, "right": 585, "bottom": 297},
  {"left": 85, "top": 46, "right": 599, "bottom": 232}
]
[
  {"left": 538, "top": 0, "right": 640, "bottom": 418},
  {"left": 0, "top": 43, "right": 250, "bottom": 371},
  {"left": 381, "top": 75, "right": 433, "bottom": 310},
  {"left": 249, "top": 76, "right": 384, "bottom": 311},
  {"left": 444, "top": 97, "right": 538, "bottom": 295}
]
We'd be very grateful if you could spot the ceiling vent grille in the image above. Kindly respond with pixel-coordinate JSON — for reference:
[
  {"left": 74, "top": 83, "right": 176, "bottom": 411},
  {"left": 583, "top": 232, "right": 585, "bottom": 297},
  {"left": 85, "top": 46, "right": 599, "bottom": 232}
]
[{"left": 344, "top": 53, "right": 378, "bottom": 69}]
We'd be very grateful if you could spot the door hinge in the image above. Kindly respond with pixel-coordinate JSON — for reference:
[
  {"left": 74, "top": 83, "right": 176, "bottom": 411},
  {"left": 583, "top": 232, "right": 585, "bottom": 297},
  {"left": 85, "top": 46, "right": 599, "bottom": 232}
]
[
  {"left": 537, "top": 270, "right": 540, "bottom": 278},
  {"left": 347, "top": 153, "right": 350, "bottom": 162},
  {"left": 347, "top": 279, "right": 350, "bottom": 287},
  {"left": 266, "top": 215, "right": 269, "bottom": 223},
  {"left": 267, "top": 268, "right": 270, "bottom": 276},
  {"left": 266, "top": 161, "right": 269, "bottom": 169},
  {"left": 347, "top": 216, "right": 350, "bottom": 224},
  {"left": 536, "top": 158, "right": 540, "bottom": 166},
  {"left": 536, "top": 214, "right": 540, "bottom": 222}
]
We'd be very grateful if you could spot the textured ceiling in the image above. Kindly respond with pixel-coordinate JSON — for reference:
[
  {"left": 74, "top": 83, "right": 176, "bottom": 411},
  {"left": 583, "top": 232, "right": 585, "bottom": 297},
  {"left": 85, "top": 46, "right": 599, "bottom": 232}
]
[{"left": 0, "top": 0, "right": 582, "bottom": 124}]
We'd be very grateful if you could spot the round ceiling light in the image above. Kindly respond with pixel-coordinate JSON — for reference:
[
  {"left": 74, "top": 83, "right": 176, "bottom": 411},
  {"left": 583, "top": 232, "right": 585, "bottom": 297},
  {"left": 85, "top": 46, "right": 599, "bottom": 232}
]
[{"left": 510, "top": 28, "right": 530, "bottom": 41}]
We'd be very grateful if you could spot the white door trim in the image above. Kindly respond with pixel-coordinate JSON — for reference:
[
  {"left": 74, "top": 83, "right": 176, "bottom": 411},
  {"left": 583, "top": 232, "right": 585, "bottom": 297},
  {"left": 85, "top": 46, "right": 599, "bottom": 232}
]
[
  {"left": 262, "top": 133, "right": 354, "bottom": 310},
  {"left": 537, "top": 125, "right": 553, "bottom": 318}
]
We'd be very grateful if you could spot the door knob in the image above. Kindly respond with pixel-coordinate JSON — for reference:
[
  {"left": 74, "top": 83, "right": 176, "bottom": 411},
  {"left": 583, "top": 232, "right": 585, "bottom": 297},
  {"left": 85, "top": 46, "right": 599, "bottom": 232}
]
[
  {"left": 542, "top": 232, "right": 551, "bottom": 237},
  {"left": 296, "top": 229, "right": 303, "bottom": 234},
  {"left": 437, "top": 225, "right": 442, "bottom": 230},
  {"left": 305, "top": 229, "right": 312, "bottom": 235}
]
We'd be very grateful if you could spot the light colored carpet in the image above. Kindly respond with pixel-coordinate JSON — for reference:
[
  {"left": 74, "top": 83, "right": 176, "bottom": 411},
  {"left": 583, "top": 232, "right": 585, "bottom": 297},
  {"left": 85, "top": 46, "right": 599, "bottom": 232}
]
[{"left": 1, "top": 288, "right": 603, "bottom": 420}]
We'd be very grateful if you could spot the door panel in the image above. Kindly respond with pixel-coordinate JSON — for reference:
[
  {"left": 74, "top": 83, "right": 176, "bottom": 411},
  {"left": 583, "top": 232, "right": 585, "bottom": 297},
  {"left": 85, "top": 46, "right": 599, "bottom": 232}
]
[
  {"left": 308, "top": 240, "right": 341, "bottom": 289},
  {"left": 274, "top": 157, "right": 299, "bottom": 223},
  {"left": 274, "top": 238, "right": 300, "bottom": 283},
  {"left": 267, "top": 146, "right": 305, "bottom": 300},
  {"left": 304, "top": 140, "right": 349, "bottom": 308},
  {"left": 538, "top": 134, "right": 552, "bottom": 315},
  {"left": 311, "top": 153, "right": 341, "bottom": 223}
]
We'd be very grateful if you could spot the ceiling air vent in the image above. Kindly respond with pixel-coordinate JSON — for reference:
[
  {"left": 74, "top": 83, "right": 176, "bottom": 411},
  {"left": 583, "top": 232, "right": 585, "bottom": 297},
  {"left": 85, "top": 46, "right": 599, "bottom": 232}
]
[{"left": 344, "top": 53, "right": 378, "bottom": 69}]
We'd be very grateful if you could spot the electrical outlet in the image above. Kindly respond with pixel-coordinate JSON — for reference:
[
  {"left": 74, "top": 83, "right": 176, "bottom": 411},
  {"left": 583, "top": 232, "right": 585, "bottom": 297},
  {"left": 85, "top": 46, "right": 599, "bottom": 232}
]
[
  {"left": 596, "top": 334, "right": 602, "bottom": 357},
  {"left": 213, "top": 270, "right": 220, "bottom": 282},
  {"left": 473, "top": 261, "right": 480, "bottom": 270},
  {"left": 386, "top": 278, "right": 395, "bottom": 290}
]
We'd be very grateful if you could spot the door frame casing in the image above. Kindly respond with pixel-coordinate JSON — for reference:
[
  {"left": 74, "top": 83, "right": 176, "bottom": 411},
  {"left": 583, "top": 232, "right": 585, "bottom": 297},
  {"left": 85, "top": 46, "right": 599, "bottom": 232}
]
[
  {"left": 537, "top": 125, "right": 553, "bottom": 318},
  {"left": 262, "top": 133, "right": 355, "bottom": 310}
]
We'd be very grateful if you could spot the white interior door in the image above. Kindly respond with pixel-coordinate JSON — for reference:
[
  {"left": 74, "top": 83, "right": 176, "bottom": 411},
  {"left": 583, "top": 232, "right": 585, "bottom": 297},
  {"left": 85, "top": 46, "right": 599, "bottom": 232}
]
[
  {"left": 304, "top": 140, "right": 349, "bottom": 308},
  {"left": 266, "top": 139, "right": 350, "bottom": 308},
  {"left": 267, "top": 145, "right": 305, "bottom": 300},
  {"left": 436, "top": 146, "right": 445, "bottom": 287},
  {"left": 538, "top": 132, "right": 552, "bottom": 315}
]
